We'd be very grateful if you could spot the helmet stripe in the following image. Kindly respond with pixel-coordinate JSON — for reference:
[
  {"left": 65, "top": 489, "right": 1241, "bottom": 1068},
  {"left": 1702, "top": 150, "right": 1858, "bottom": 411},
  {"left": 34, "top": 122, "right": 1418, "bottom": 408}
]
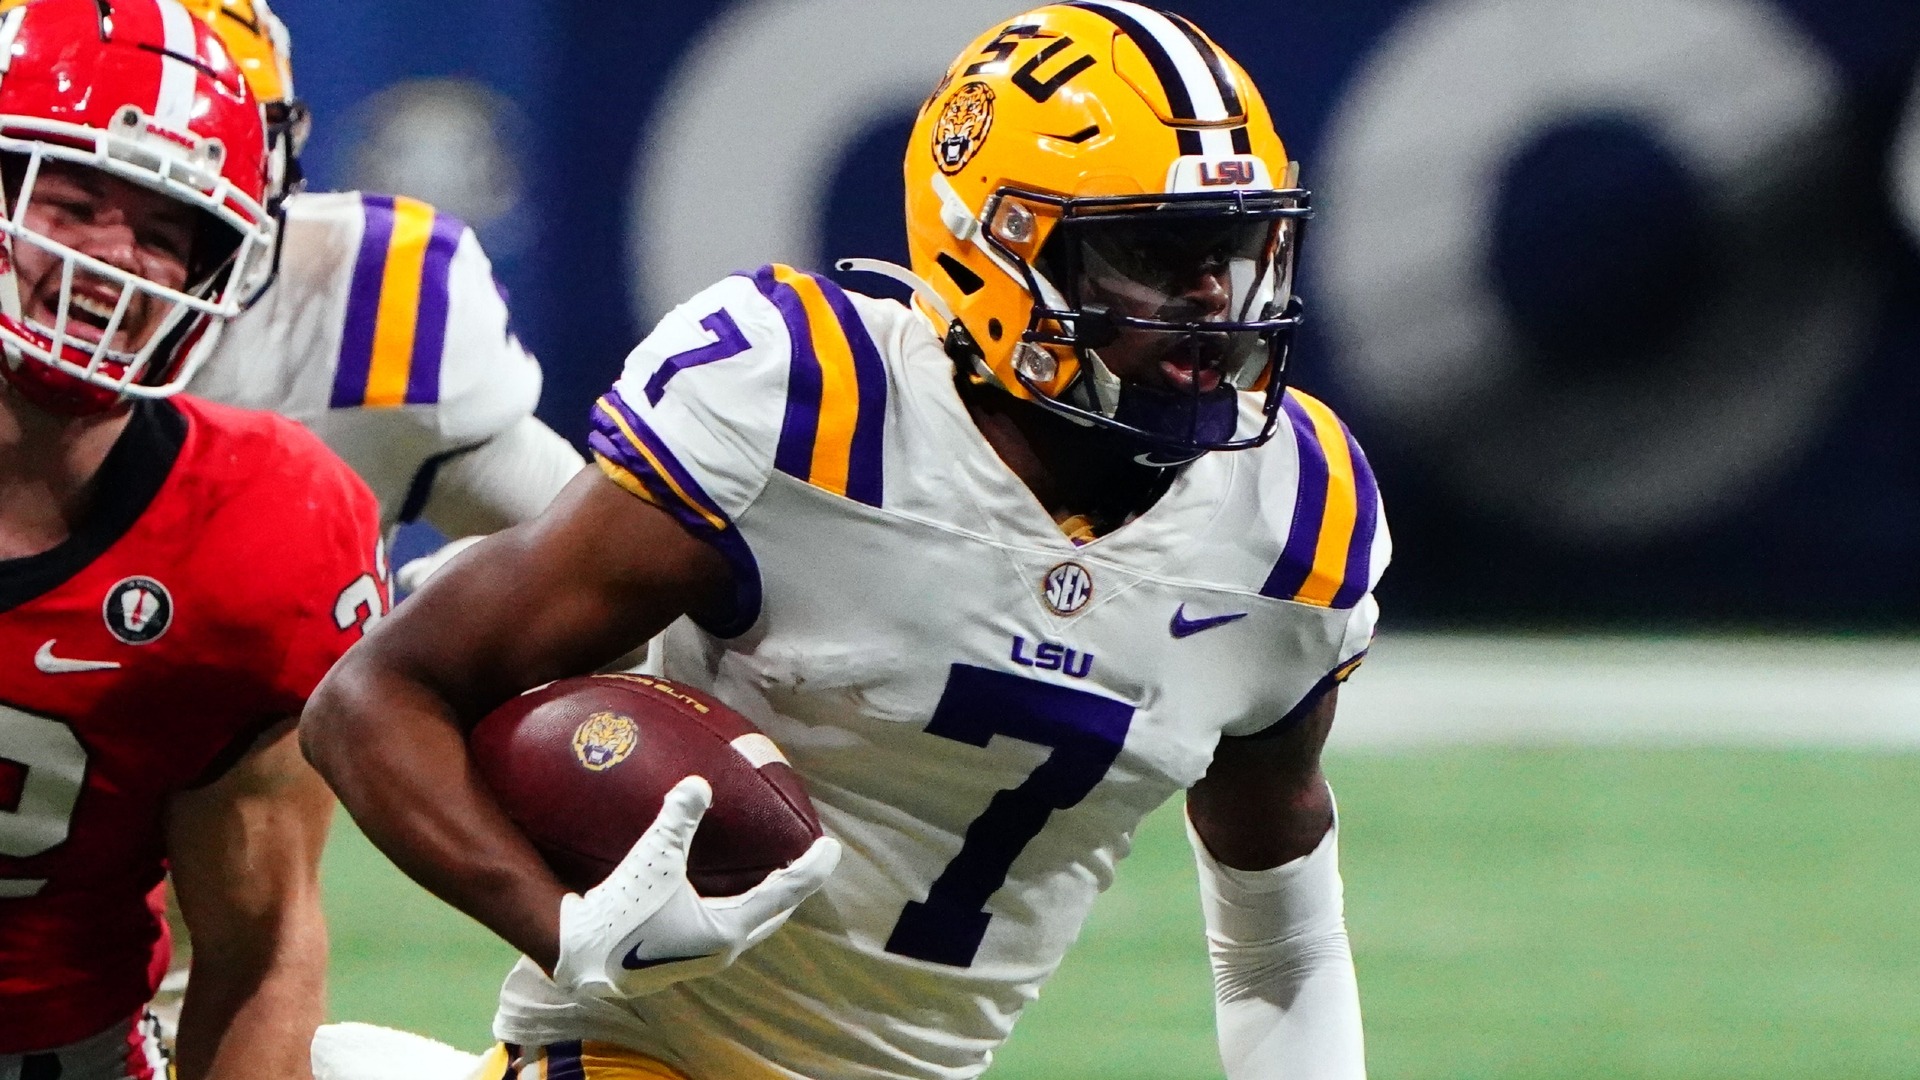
[
  {"left": 1163, "top": 11, "right": 1243, "bottom": 116},
  {"left": 1064, "top": 1, "right": 1231, "bottom": 122},
  {"left": 151, "top": 0, "right": 200, "bottom": 132},
  {"left": 0, "top": 7, "right": 26, "bottom": 76},
  {"left": 1063, "top": 2, "right": 1246, "bottom": 157}
]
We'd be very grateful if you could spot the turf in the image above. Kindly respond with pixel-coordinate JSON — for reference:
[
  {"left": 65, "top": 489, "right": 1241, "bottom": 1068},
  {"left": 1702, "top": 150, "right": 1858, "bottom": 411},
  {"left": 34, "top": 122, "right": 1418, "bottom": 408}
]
[{"left": 323, "top": 749, "right": 1920, "bottom": 1078}]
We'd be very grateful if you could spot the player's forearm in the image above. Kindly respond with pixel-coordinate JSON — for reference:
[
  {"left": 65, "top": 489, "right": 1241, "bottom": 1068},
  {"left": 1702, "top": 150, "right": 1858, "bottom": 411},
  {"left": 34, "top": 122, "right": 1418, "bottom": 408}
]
[
  {"left": 1190, "top": 812, "right": 1366, "bottom": 1080},
  {"left": 301, "top": 658, "right": 567, "bottom": 971},
  {"left": 172, "top": 904, "right": 326, "bottom": 1080},
  {"left": 1213, "top": 939, "right": 1365, "bottom": 1079}
]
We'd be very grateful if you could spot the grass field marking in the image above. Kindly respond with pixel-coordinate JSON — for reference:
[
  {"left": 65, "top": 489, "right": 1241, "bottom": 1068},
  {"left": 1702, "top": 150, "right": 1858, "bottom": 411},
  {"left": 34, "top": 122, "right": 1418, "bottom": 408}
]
[{"left": 1332, "top": 633, "right": 1920, "bottom": 750}]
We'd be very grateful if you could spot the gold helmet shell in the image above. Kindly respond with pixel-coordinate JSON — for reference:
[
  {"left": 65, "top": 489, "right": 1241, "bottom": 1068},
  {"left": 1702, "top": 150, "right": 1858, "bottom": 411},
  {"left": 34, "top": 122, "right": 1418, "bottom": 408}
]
[
  {"left": 172, "top": 0, "right": 294, "bottom": 108},
  {"left": 174, "top": 0, "right": 306, "bottom": 203},
  {"left": 904, "top": 2, "right": 1310, "bottom": 457}
]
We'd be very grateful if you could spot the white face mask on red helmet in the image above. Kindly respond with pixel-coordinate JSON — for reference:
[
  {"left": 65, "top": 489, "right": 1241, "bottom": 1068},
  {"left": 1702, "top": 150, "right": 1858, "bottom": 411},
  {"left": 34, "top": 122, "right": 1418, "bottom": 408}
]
[{"left": 0, "top": 0, "right": 272, "bottom": 416}]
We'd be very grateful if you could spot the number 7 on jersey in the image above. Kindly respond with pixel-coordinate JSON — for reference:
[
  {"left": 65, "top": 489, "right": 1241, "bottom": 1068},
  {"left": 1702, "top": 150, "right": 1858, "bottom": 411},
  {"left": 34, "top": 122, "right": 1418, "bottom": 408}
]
[{"left": 884, "top": 664, "right": 1134, "bottom": 967}]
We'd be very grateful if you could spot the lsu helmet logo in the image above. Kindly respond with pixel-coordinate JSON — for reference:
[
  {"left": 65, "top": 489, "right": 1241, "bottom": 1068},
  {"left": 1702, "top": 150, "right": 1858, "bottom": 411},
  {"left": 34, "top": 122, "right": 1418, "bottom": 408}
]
[
  {"left": 934, "top": 81, "right": 995, "bottom": 175},
  {"left": 571, "top": 711, "right": 640, "bottom": 772}
]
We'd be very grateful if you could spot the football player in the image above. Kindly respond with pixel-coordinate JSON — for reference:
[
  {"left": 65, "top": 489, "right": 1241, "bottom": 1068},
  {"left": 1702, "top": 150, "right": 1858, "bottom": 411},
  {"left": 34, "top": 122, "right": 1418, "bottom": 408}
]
[
  {"left": 305, "top": 3, "right": 1383, "bottom": 1079},
  {"left": 133, "top": 0, "right": 582, "bottom": 538},
  {"left": 0, "top": 2, "right": 385, "bottom": 1078}
]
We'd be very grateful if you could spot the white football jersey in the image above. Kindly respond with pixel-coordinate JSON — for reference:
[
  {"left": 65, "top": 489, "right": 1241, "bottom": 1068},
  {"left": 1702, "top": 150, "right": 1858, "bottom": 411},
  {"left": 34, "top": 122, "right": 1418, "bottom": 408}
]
[
  {"left": 494, "top": 265, "right": 1389, "bottom": 1080},
  {"left": 186, "top": 191, "right": 544, "bottom": 525}
]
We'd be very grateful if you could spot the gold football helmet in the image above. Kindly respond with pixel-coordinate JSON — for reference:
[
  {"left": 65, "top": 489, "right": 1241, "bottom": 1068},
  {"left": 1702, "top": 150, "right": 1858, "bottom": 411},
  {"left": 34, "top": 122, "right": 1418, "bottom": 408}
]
[
  {"left": 900, "top": 1, "right": 1310, "bottom": 461},
  {"left": 173, "top": 0, "right": 307, "bottom": 203}
]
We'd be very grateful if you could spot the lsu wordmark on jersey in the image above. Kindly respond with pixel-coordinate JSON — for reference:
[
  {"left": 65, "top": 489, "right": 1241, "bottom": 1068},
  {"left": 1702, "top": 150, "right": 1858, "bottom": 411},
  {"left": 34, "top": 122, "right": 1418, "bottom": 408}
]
[
  {"left": 471, "top": 264, "right": 1387, "bottom": 1080},
  {"left": 186, "top": 190, "right": 545, "bottom": 526}
]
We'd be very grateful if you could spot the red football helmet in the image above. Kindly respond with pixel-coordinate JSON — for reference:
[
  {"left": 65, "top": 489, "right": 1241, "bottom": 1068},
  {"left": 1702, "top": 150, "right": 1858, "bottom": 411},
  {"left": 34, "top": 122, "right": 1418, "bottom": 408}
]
[{"left": 0, "top": 0, "right": 272, "bottom": 415}]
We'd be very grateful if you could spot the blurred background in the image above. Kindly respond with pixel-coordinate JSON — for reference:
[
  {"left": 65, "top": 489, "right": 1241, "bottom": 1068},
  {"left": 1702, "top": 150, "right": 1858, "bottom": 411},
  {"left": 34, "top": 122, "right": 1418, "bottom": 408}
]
[{"left": 275, "top": 0, "right": 1920, "bottom": 1075}]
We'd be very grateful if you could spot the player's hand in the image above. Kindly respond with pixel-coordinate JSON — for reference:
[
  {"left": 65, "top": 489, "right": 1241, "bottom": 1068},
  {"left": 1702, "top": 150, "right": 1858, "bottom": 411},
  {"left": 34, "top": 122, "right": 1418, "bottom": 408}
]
[
  {"left": 395, "top": 535, "right": 484, "bottom": 594},
  {"left": 552, "top": 775, "right": 841, "bottom": 1000}
]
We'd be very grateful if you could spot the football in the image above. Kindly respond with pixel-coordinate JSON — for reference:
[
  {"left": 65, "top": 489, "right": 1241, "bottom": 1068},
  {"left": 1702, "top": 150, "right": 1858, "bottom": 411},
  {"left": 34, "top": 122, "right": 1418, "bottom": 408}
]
[{"left": 468, "top": 673, "right": 822, "bottom": 897}]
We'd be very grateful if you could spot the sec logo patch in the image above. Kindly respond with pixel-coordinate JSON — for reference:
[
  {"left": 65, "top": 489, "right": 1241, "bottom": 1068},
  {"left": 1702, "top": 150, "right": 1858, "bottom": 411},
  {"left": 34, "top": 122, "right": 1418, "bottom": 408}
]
[
  {"left": 1041, "top": 561, "right": 1093, "bottom": 616},
  {"left": 103, "top": 576, "right": 172, "bottom": 645}
]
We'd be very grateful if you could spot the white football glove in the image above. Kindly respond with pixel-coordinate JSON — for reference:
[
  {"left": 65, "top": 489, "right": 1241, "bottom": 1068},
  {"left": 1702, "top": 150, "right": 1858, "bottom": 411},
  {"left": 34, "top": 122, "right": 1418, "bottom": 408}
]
[
  {"left": 394, "top": 535, "right": 484, "bottom": 595},
  {"left": 553, "top": 775, "right": 841, "bottom": 1000}
]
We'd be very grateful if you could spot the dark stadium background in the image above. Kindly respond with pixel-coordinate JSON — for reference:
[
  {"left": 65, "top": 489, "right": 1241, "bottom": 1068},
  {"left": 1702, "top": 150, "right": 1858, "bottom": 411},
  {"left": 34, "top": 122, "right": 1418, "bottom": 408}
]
[
  {"left": 272, "top": 2, "right": 1920, "bottom": 1077},
  {"left": 281, "top": 0, "right": 1920, "bottom": 629}
]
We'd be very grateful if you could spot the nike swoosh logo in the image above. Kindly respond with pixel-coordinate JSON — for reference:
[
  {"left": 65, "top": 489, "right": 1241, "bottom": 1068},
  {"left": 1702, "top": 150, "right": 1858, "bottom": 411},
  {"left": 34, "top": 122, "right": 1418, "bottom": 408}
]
[
  {"left": 620, "top": 941, "right": 715, "bottom": 971},
  {"left": 1169, "top": 605, "right": 1248, "bottom": 639},
  {"left": 1133, "top": 451, "right": 1199, "bottom": 468},
  {"left": 35, "top": 640, "right": 121, "bottom": 674}
]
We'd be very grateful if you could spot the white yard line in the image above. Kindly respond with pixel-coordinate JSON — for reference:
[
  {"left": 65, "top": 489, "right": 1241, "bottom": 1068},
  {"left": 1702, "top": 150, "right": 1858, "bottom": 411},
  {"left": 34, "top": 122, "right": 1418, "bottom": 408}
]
[{"left": 1329, "top": 633, "right": 1920, "bottom": 751}]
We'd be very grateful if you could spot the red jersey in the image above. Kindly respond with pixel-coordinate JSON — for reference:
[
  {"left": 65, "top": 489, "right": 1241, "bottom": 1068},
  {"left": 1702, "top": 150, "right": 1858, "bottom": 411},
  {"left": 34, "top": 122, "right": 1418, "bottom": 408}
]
[{"left": 0, "top": 395, "right": 385, "bottom": 1053}]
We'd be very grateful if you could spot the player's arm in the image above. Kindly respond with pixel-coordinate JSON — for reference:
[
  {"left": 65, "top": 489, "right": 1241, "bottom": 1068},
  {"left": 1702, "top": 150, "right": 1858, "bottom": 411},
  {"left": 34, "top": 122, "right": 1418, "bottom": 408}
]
[
  {"left": 164, "top": 718, "right": 333, "bottom": 1080},
  {"left": 300, "top": 468, "right": 727, "bottom": 971},
  {"left": 1185, "top": 687, "right": 1366, "bottom": 1080},
  {"left": 401, "top": 210, "right": 582, "bottom": 538},
  {"left": 414, "top": 413, "right": 586, "bottom": 538}
]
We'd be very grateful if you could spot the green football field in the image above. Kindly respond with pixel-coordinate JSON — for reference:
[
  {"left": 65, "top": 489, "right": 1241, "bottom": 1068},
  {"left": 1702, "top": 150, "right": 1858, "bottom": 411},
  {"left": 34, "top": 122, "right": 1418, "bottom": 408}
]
[{"left": 323, "top": 747, "right": 1920, "bottom": 1079}]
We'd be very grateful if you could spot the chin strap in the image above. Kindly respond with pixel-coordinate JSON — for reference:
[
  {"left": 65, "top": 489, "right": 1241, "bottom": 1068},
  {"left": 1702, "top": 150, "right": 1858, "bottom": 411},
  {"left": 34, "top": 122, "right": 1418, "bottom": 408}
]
[
  {"left": 835, "top": 257, "right": 997, "bottom": 383},
  {"left": 834, "top": 258, "right": 955, "bottom": 325}
]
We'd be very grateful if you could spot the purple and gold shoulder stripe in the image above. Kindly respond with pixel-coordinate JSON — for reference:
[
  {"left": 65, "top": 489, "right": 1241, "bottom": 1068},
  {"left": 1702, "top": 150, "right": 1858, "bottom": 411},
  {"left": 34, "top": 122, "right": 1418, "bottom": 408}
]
[
  {"left": 330, "top": 194, "right": 466, "bottom": 409},
  {"left": 588, "top": 392, "right": 763, "bottom": 636},
  {"left": 590, "top": 392, "right": 734, "bottom": 540},
  {"left": 746, "top": 264, "right": 888, "bottom": 508},
  {"left": 1261, "top": 390, "right": 1382, "bottom": 610}
]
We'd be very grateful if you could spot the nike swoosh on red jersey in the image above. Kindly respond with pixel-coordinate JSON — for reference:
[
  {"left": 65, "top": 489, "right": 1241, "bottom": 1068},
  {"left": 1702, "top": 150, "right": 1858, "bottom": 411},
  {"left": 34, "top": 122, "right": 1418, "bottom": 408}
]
[
  {"left": 34, "top": 640, "right": 122, "bottom": 674},
  {"left": 1169, "top": 605, "right": 1248, "bottom": 639}
]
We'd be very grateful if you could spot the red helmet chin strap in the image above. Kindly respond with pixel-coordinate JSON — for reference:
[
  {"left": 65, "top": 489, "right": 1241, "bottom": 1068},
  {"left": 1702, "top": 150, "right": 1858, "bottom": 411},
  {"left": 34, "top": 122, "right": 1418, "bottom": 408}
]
[{"left": 0, "top": 349, "right": 126, "bottom": 415}]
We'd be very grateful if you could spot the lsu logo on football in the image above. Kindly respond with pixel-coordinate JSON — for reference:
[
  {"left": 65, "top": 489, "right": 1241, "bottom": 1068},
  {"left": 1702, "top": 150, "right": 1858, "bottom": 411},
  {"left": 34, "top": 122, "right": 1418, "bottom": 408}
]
[{"left": 571, "top": 711, "right": 639, "bottom": 772}]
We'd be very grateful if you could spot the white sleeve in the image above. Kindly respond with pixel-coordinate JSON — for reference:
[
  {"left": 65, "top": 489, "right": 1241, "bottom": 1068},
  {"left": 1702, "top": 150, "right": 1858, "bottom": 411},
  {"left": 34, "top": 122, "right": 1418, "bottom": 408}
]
[
  {"left": 430, "top": 226, "right": 544, "bottom": 446},
  {"left": 1244, "top": 390, "right": 1392, "bottom": 736},
  {"left": 415, "top": 414, "right": 586, "bottom": 535},
  {"left": 1187, "top": 811, "right": 1367, "bottom": 1080},
  {"left": 587, "top": 267, "right": 813, "bottom": 636}
]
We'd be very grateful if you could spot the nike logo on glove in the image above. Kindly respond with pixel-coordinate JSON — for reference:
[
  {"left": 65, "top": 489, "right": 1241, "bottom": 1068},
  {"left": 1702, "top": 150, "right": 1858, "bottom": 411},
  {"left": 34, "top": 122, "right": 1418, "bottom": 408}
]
[
  {"left": 621, "top": 940, "right": 716, "bottom": 971},
  {"left": 1169, "top": 605, "right": 1248, "bottom": 639},
  {"left": 35, "top": 640, "right": 121, "bottom": 674}
]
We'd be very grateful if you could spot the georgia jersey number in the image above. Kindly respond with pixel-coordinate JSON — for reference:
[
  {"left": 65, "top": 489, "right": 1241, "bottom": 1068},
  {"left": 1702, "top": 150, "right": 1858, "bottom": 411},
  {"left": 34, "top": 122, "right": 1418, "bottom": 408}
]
[
  {"left": 0, "top": 702, "right": 87, "bottom": 898},
  {"left": 334, "top": 539, "right": 391, "bottom": 635},
  {"left": 884, "top": 664, "right": 1134, "bottom": 967}
]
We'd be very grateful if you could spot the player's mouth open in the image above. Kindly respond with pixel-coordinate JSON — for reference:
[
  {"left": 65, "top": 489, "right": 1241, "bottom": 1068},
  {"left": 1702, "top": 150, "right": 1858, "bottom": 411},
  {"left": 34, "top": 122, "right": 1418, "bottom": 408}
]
[
  {"left": 34, "top": 287, "right": 132, "bottom": 349},
  {"left": 1160, "top": 357, "right": 1222, "bottom": 394},
  {"left": 1155, "top": 335, "right": 1230, "bottom": 394}
]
